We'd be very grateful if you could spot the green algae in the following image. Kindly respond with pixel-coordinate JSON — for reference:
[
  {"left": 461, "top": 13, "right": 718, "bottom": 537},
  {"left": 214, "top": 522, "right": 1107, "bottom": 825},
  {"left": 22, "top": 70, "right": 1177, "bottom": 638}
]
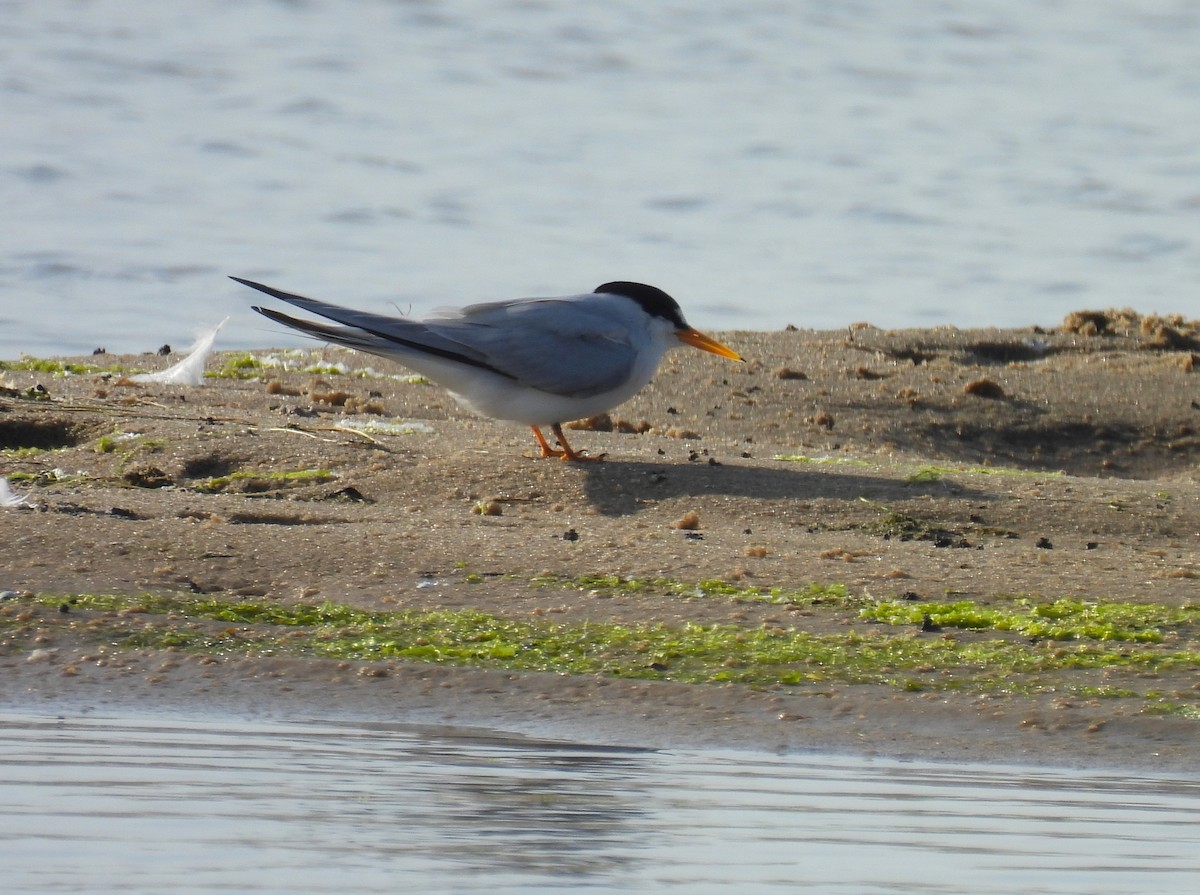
[
  {"left": 95, "top": 433, "right": 164, "bottom": 456},
  {"left": 769, "top": 456, "right": 1062, "bottom": 479},
  {"left": 192, "top": 467, "right": 335, "bottom": 493},
  {"left": 204, "top": 351, "right": 430, "bottom": 381},
  {"left": 861, "top": 597, "right": 1200, "bottom": 643},
  {"left": 8, "top": 592, "right": 981, "bottom": 685},
  {"left": 9, "top": 587, "right": 1199, "bottom": 714},
  {"left": 857, "top": 499, "right": 968, "bottom": 544},
  {"left": 0, "top": 446, "right": 49, "bottom": 459},
  {"left": 904, "top": 463, "right": 1064, "bottom": 482},
  {"left": 856, "top": 498, "right": 1017, "bottom": 543},
  {"left": 0, "top": 357, "right": 127, "bottom": 376},
  {"left": 208, "top": 353, "right": 266, "bottom": 379},
  {"left": 4, "top": 468, "right": 90, "bottom": 487},
  {"left": 529, "top": 573, "right": 852, "bottom": 606},
  {"left": 861, "top": 508, "right": 957, "bottom": 542},
  {"left": 772, "top": 455, "right": 872, "bottom": 466}
]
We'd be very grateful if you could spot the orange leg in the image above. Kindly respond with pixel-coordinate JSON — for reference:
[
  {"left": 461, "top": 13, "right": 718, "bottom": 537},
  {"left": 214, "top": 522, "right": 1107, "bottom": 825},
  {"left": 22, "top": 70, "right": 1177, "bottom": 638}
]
[
  {"left": 530, "top": 425, "right": 560, "bottom": 458},
  {"left": 529, "top": 425, "right": 602, "bottom": 462},
  {"left": 551, "top": 423, "right": 590, "bottom": 462}
]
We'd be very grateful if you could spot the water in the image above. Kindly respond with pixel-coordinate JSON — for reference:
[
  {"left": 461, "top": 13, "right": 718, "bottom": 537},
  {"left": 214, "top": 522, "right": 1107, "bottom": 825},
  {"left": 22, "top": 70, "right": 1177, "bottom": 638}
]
[
  {"left": 3, "top": 0, "right": 1199, "bottom": 358},
  {"left": 2, "top": 710, "right": 1198, "bottom": 894}
]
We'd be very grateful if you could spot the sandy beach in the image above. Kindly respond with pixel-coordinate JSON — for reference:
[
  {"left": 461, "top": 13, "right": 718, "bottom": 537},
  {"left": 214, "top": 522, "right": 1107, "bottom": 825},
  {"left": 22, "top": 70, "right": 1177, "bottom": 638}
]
[{"left": 2, "top": 310, "right": 1198, "bottom": 769}]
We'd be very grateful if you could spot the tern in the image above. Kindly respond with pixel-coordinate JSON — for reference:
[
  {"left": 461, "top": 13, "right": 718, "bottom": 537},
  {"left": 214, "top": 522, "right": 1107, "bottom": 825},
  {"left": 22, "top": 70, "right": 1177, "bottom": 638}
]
[{"left": 232, "top": 277, "right": 742, "bottom": 460}]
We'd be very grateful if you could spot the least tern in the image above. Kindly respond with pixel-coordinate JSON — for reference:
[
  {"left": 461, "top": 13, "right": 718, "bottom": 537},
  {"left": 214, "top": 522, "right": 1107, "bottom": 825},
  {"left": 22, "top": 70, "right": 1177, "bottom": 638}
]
[{"left": 232, "top": 277, "right": 742, "bottom": 460}]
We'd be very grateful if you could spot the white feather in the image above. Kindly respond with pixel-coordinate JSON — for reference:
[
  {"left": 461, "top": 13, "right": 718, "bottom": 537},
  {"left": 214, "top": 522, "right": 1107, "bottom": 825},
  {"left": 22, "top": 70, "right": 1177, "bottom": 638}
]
[
  {"left": 0, "top": 477, "right": 31, "bottom": 508},
  {"left": 133, "top": 317, "right": 229, "bottom": 386}
]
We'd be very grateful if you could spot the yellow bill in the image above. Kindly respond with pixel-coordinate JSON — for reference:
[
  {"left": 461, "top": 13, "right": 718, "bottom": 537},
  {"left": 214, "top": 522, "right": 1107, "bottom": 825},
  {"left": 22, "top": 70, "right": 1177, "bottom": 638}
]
[{"left": 677, "top": 328, "right": 744, "bottom": 362}]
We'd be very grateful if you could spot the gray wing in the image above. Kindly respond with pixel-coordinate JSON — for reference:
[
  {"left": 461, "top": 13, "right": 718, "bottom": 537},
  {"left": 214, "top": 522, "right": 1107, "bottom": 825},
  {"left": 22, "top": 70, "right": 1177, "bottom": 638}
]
[
  {"left": 235, "top": 277, "right": 501, "bottom": 374},
  {"left": 235, "top": 278, "right": 639, "bottom": 398},
  {"left": 427, "top": 297, "right": 640, "bottom": 398}
]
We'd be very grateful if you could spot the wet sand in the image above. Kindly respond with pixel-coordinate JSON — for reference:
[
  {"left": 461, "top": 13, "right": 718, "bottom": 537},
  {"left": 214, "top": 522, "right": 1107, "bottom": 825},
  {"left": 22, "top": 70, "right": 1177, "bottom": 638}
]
[{"left": 2, "top": 311, "right": 1198, "bottom": 769}]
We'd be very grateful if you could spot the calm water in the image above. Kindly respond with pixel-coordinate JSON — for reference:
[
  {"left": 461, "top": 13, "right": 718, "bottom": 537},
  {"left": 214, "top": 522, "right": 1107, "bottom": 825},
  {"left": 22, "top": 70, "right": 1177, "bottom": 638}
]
[
  {"left": 3, "top": 0, "right": 1200, "bottom": 358},
  {"left": 2, "top": 710, "right": 1198, "bottom": 894}
]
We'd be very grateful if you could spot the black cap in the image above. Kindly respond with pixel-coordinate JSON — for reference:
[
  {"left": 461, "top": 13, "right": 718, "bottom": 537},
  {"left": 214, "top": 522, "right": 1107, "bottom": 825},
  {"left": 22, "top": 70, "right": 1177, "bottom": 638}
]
[{"left": 594, "top": 281, "right": 687, "bottom": 328}]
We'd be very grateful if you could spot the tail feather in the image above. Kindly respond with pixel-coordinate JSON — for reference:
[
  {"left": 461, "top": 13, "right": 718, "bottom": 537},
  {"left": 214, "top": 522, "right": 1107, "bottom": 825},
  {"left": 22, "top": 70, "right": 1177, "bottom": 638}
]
[
  {"left": 232, "top": 276, "right": 404, "bottom": 333},
  {"left": 234, "top": 276, "right": 515, "bottom": 380},
  {"left": 230, "top": 276, "right": 313, "bottom": 305},
  {"left": 251, "top": 305, "right": 391, "bottom": 353}
]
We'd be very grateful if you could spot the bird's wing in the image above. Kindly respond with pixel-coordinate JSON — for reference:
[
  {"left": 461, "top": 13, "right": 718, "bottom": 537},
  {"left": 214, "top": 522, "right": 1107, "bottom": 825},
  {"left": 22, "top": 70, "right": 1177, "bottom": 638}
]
[
  {"left": 427, "top": 297, "right": 641, "bottom": 398},
  {"left": 234, "top": 278, "right": 505, "bottom": 376},
  {"left": 236, "top": 279, "right": 641, "bottom": 399}
]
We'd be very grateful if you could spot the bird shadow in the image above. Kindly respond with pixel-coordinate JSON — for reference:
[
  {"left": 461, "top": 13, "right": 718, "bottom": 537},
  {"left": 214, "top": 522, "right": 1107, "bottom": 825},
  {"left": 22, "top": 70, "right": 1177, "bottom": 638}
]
[{"left": 576, "top": 458, "right": 985, "bottom": 517}]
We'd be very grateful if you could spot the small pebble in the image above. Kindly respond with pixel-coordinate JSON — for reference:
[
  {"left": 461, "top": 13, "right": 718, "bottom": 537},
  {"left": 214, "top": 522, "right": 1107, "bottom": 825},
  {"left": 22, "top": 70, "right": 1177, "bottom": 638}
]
[
  {"left": 672, "top": 511, "right": 701, "bottom": 530},
  {"left": 963, "top": 379, "right": 1006, "bottom": 399}
]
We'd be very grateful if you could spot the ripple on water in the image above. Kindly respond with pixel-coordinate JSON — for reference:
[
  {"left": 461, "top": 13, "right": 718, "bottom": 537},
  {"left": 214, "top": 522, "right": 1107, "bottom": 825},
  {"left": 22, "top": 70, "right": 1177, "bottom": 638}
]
[{"left": 2, "top": 711, "right": 1198, "bottom": 894}]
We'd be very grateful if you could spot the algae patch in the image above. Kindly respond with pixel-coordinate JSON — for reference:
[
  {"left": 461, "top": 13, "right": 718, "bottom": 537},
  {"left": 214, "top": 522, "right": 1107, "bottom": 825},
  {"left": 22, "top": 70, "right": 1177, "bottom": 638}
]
[
  {"left": 904, "top": 463, "right": 1064, "bottom": 482},
  {"left": 8, "top": 589, "right": 1200, "bottom": 714},
  {"left": 0, "top": 357, "right": 127, "bottom": 376},
  {"left": 529, "top": 574, "right": 853, "bottom": 606},
  {"left": 192, "top": 467, "right": 335, "bottom": 493},
  {"left": 206, "top": 350, "right": 432, "bottom": 381},
  {"left": 208, "top": 353, "right": 268, "bottom": 380},
  {"left": 773, "top": 455, "right": 872, "bottom": 467},
  {"left": 862, "top": 597, "right": 1200, "bottom": 643}
]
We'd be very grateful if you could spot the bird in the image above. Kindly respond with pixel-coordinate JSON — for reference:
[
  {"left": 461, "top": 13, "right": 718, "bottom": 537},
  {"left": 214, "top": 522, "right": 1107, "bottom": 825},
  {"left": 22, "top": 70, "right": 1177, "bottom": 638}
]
[{"left": 232, "top": 277, "right": 743, "bottom": 460}]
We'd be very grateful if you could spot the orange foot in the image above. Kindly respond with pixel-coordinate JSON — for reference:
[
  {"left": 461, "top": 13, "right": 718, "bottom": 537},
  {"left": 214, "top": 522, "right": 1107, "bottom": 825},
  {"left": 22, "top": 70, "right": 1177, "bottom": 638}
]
[{"left": 530, "top": 424, "right": 604, "bottom": 462}]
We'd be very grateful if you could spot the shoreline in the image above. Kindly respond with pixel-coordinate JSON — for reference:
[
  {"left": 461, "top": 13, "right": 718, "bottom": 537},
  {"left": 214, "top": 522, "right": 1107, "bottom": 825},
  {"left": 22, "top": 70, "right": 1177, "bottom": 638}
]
[
  {"left": 2, "top": 317, "right": 1199, "bottom": 770},
  {"left": 8, "top": 645, "right": 1198, "bottom": 772}
]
